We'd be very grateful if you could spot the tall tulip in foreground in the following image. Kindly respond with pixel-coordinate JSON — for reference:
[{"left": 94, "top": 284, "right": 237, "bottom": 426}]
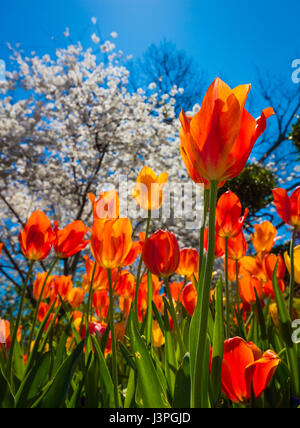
[{"left": 179, "top": 77, "right": 274, "bottom": 408}]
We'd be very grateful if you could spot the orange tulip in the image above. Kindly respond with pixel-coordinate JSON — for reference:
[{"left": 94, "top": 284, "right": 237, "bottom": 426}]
[
  {"left": 88, "top": 190, "right": 119, "bottom": 220},
  {"left": 90, "top": 218, "right": 133, "bottom": 269},
  {"left": 272, "top": 186, "right": 300, "bottom": 230},
  {"left": 37, "top": 302, "right": 56, "bottom": 329},
  {"left": 221, "top": 231, "right": 248, "bottom": 261},
  {"left": 169, "top": 281, "right": 184, "bottom": 302},
  {"left": 181, "top": 282, "right": 197, "bottom": 316},
  {"left": 132, "top": 166, "right": 168, "bottom": 211},
  {"left": 142, "top": 229, "right": 180, "bottom": 277},
  {"left": 120, "top": 239, "right": 143, "bottom": 268},
  {"left": 204, "top": 226, "right": 225, "bottom": 258},
  {"left": 221, "top": 337, "right": 280, "bottom": 403},
  {"left": 179, "top": 77, "right": 274, "bottom": 183},
  {"left": 262, "top": 253, "right": 286, "bottom": 299},
  {"left": 115, "top": 270, "right": 136, "bottom": 318},
  {"left": 33, "top": 272, "right": 54, "bottom": 301},
  {"left": 180, "top": 129, "right": 226, "bottom": 189},
  {"left": 19, "top": 210, "right": 54, "bottom": 261},
  {"left": 51, "top": 275, "right": 73, "bottom": 303},
  {"left": 53, "top": 220, "right": 89, "bottom": 258},
  {"left": 137, "top": 273, "right": 163, "bottom": 322},
  {"left": 216, "top": 191, "right": 248, "bottom": 239},
  {"left": 176, "top": 248, "right": 199, "bottom": 279},
  {"left": 67, "top": 287, "right": 84, "bottom": 309},
  {"left": 239, "top": 275, "right": 263, "bottom": 305},
  {"left": 92, "top": 290, "right": 109, "bottom": 321},
  {"left": 251, "top": 221, "right": 277, "bottom": 254},
  {"left": 82, "top": 255, "right": 117, "bottom": 292}
]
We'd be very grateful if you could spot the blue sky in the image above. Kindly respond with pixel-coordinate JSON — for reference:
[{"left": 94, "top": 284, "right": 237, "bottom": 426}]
[{"left": 1, "top": 0, "right": 299, "bottom": 90}]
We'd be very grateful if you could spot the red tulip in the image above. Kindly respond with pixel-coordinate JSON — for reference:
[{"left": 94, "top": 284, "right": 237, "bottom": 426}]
[
  {"left": 221, "top": 337, "right": 280, "bottom": 403},
  {"left": 216, "top": 191, "right": 248, "bottom": 239},
  {"left": 19, "top": 210, "right": 54, "bottom": 261},
  {"left": 142, "top": 230, "right": 180, "bottom": 277},
  {"left": 53, "top": 220, "right": 89, "bottom": 259},
  {"left": 272, "top": 186, "right": 300, "bottom": 230}
]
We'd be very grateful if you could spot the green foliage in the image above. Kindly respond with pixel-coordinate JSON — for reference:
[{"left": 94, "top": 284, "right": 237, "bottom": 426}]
[{"left": 219, "top": 163, "right": 277, "bottom": 222}]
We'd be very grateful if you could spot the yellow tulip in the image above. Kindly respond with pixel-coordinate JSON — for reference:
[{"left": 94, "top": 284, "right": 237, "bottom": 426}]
[{"left": 284, "top": 245, "right": 300, "bottom": 284}]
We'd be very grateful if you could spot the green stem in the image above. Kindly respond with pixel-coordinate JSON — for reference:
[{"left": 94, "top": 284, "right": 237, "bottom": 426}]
[
  {"left": 134, "top": 209, "right": 151, "bottom": 320},
  {"left": 27, "top": 257, "right": 59, "bottom": 355},
  {"left": 8, "top": 260, "right": 35, "bottom": 380},
  {"left": 108, "top": 268, "right": 119, "bottom": 408},
  {"left": 192, "top": 180, "right": 219, "bottom": 408},
  {"left": 225, "top": 237, "right": 230, "bottom": 338},
  {"left": 288, "top": 227, "right": 297, "bottom": 318},
  {"left": 198, "top": 189, "right": 210, "bottom": 284},
  {"left": 164, "top": 276, "right": 185, "bottom": 359}
]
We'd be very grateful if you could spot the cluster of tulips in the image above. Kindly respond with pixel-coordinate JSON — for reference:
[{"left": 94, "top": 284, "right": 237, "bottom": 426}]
[{"left": 0, "top": 77, "right": 299, "bottom": 408}]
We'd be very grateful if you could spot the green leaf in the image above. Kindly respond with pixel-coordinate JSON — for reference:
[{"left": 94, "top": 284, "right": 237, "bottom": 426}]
[
  {"left": 272, "top": 263, "right": 300, "bottom": 397},
  {"left": 210, "top": 277, "right": 224, "bottom": 407},
  {"left": 15, "top": 352, "right": 51, "bottom": 408},
  {"left": 39, "top": 340, "right": 84, "bottom": 408},
  {"left": 91, "top": 335, "right": 116, "bottom": 408},
  {"left": 172, "top": 353, "right": 191, "bottom": 408},
  {"left": 127, "top": 309, "right": 170, "bottom": 408}
]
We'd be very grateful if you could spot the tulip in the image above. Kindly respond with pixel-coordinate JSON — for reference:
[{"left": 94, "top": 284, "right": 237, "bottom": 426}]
[
  {"left": 272, "top": 186, "right": 300, "bottom": 230},
  {"left": 53, "top": 220, "right": 89, "bottom": 258},
  {"left": 90, "top": 218, "right": 133, "bottom": 270},
  {"left": 142, "top": 229, "right": 180, "bottom": 278},
  {"left": 262, "top": 253, "right": 286, "bottom": 299},
  {"left": 0, "top": 243, "right": 3, "bottom": 257},
  {"left": 115, "top": 271, "right": 136, "bottom": 318},
  {"left": 179, "top": 77, "right": 274, "bottom": 407},
  {"left": 181, "top": 282, "right": 197, "bottom": 316},
  {"left": 251, "top": 221, "right": 277, "bottom": 254},
  {"left": 221, "top": 337, "right": 280, "bottom": 403},
  {"left": 67, "top": 287, "right": 84, "bottom": 309},
  {"left": 82, "top": 255, "right": 118, "bottom": 293},
  {"left": 239, "top": 275, "right": 263, "bottom": 305},
  {"left": 152, "top": 320, "right": 165, "bottom": 347},
  {"left": 222, "top": 231, "right": 248, "bottom": 261},
  {"left": 19, "top": 210, "right": 54, "bottom": 261},
  {"left": 33, "top": 272, "right": 54, "bottom": 301},
  {"left": 132, "top": 166, "right": 168, "bottom": 211},
  {"left": 92, "top": 290, "right": 109, "bottom": 321},
  {"left": 88, "top": 190, "right": 120, "bottom": 220},
  {"left": 179, "top": 77, "right": 274, "bottom": 183},
  {"left": 176, "top": 248, "right": 199, "bottom": 279},
  {"left": 284, "top": 245, "right": 300, "bottom": 284},
  {"left": 51, "top": 275, "right": 73, "bottom": 304},
  {"left": 204, "top": 226, "right": 225, "bottom": 258},
  {"left": 216, "top": 191, "right": 248, "bottom": 239}
]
